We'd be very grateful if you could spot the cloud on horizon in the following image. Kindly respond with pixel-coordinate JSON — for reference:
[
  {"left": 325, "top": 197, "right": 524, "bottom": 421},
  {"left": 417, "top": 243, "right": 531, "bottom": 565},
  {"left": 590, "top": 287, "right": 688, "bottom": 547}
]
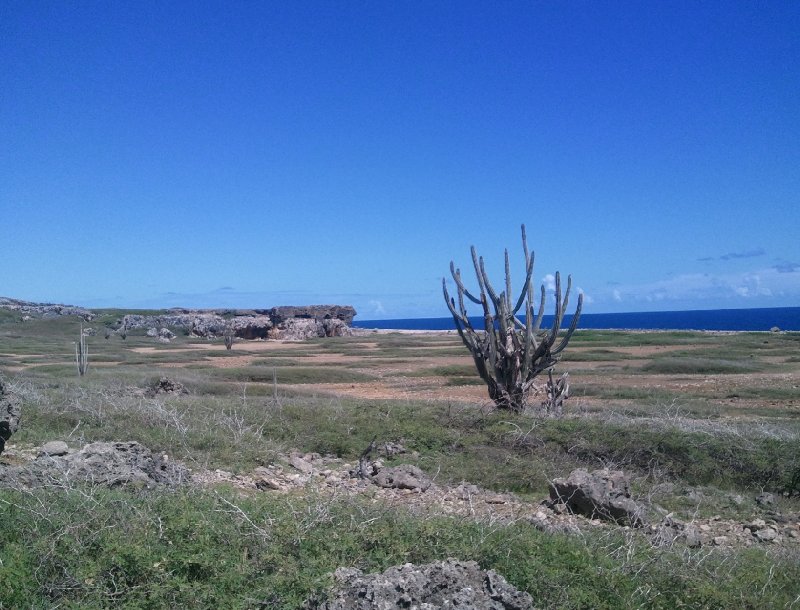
[
  {"left": 592, "top": 265, "right": 800, "bottom": 309},
  {"left": 699, "top": 248, "right": 766, "bottom": 262},
  {"left": 773, "top": 261, "right": 800, "bottom": 273}
]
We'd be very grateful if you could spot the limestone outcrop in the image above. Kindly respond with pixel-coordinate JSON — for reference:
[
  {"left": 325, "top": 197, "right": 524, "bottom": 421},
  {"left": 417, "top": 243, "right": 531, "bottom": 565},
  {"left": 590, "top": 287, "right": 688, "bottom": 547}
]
[
  {"left": 0, "top": 296, "right": 94, "bottom": 321},
  {"left": 304, "top": 559, "right": 534, "bottom": 610},
  {"left": 120, "top": 305, "right": 356, "bottom": 340},
  {"left": 548, "top": 468, "right": 648, "bottom": 527},
  {"left": 0, "top": 441, "right": 188, "bottom": 488}
]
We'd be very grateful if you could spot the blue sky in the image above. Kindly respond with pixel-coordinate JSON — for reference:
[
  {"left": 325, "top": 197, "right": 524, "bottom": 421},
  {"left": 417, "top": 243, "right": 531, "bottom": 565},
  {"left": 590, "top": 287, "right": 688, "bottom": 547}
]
[{"left": 2, "top": 2, "right": 798, "bottom": 319}]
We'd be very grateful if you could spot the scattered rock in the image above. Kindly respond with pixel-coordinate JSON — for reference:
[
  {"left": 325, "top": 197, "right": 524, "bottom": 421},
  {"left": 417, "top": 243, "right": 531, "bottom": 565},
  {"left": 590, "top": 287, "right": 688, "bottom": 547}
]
[
  {"left": 756, "top": 492, "right": 776, "bottom": 507},
  {"left": 381, "top": 441, "right": 407, "bottom": 457},
  {"left": 304, "top": 559, "right": 533, "bottom": 610},
  {"left": 253, "top": 467, "right": 284, "bottom": 491},
  {"left": 144, "top": 377, "right": 188, "bottom": 398},
  {"left": 713, "top": 536, "right": 729, "bottom": 546},
  {"left": 289, "top": 454, "right": 314, "bottom": 474},
  {"left": 0, "top": 380, "right": 21, "bottom": 456},
  {"left": 754, "top": 527, "right": 778, "bottom": 542},
  {"left": 372, "top": 464, "right": 432, "bottom": 491},
  {"left": 0, "top": 441, "right": 188, "bottom": 489},
  {"left": 38, "top": 441, "right": 69, "bottom": 457},
  {"left": 548, "top": 468, "right": 648, "bottom": 527},
  {"left": 652, "top": 515, "right": 702, "bottom": 548},
  {"left": 146, "top": 328, "right": 158, "bottom": 337},
  {"left": 683, "top": 525, "right": 703, "bottom": 548}
]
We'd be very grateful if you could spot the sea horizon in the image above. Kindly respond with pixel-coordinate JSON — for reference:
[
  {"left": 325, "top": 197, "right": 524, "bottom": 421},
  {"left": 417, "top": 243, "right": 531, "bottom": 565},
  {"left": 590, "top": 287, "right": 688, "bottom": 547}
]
[{"left": 353, "top": 305, "right": 800, "bottom": 332}]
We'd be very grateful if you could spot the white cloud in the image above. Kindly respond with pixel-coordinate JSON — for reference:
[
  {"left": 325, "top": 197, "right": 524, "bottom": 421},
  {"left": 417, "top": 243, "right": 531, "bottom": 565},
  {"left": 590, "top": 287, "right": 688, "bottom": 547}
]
[
  {"left": 597, "top": 266, "right": 800, "bottom": 309},
  {"left": 578, "top": 288, "right": 594, "bottom": 304},
  {"left": 542, "top": 274, "right": 556, "bottom": 291},
  {"left": 368, "top": 299, "right": 386, "bottom": 315}
]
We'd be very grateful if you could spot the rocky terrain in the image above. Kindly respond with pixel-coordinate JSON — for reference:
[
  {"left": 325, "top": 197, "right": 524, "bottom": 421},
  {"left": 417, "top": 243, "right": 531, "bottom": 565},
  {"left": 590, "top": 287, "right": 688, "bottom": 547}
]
[
  {"left": 1, "top": 316, "right": 798, "bottom": 607},
  {"left": 0, "top": 296, "right": 357, "bottom": 341},
  {"left": 0, "top": 296, "right": 94, "bottom": 321}
]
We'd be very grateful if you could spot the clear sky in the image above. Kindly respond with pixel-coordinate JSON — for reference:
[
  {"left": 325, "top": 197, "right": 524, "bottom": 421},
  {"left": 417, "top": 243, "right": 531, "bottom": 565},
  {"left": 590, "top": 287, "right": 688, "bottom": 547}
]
[{"left": 2, "top": 2, "right": 798, "bottom": 320}]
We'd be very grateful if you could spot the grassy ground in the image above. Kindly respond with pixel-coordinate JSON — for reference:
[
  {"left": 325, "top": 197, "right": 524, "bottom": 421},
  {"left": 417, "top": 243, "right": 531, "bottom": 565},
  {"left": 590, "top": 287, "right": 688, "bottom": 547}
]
[{"left": 1, "top": 314, "right": 799, "bottom": 608}]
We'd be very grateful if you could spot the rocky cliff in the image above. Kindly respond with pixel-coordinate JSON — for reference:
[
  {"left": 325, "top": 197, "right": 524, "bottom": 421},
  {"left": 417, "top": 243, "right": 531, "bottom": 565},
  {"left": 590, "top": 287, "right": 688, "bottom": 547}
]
[{"left": 119, "top": 305, "right": 357, "bottom": 340}]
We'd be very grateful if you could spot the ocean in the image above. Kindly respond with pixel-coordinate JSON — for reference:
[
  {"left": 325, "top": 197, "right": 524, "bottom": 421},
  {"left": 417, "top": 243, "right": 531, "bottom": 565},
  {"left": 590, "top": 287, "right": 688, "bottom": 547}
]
[{"left": 353, "top": 306, "right": 800, "bottom": 332}]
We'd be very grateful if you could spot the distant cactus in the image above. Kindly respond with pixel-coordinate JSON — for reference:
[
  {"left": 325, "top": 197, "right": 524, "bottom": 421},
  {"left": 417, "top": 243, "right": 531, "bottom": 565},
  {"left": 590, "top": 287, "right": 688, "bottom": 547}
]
[
  {"left": 443, "top": 224, "right": 582, "bottom": 414},
  {"left": 224, "top": 331, "right": 234, "bottom": 350},
  {"left": 75, "top": 324, "right": 89, "bottom": 376}
]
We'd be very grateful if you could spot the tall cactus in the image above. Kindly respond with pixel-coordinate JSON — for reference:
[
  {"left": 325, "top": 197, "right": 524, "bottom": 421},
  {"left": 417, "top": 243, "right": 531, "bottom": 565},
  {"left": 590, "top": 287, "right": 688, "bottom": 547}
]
[
  {"left": 443, "top": 224, "right": 583, "bottom": 413},
  {"left": 75, "top": 324, "right": 89, "bottom": 376}
]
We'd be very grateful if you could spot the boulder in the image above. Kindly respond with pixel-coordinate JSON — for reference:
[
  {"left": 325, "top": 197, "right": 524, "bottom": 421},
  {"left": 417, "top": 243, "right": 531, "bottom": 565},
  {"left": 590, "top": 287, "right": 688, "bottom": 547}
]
[
  {"left": 38, "top": 441, "right": 70, "bottom": 457},
  {"left": 756, "top": 492, "right": 776, "bottom": 507},
  {"left": 0, "top": 380, "right": 21, "bottom": 456},
  {"left": 305, "top": 559, "right": 533, "bottom": 610},
  {"left": 372, "top": 464, "right": 432, "bottom": 491},
  {"left": 549, "top": 468, "right": 647, "bottom": 527}
]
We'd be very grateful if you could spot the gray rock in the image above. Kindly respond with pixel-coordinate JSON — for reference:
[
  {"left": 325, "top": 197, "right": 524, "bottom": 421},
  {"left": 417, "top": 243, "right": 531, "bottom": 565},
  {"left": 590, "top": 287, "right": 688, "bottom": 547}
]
[
  {"left": 146, "top": 327, "right": 158, "bottom": 337},
  {"left": 756, "top": 492, "right": 776, "bottom": 507},
  {"left": 305, "top": 559, "right": 533, "bottom": 610},
  {"left": 0, "top": 296, "right": 93, "bottom": 321},
  {"left": 652, "top": 515, "right": 702, "bottom": 548},
  {"left": 38, "top": 441, "right": 69, "bottom": 457},
  {"left": 683, "top": 525, "right": 703, "bottom": 548},
  {"left": 754, "top": 527, "right": 778, "bottom": 542},
  {"left": 0, "top": 380, "right": 21, "bottom": 455},
  {"left": 549, "top": 468, "right": 648, "bottom": 527},
  {"left": 229, "top": 315, "right": 273, "bottom": 340},
  {"left": 289, "top": 454, "right": 314, "bottom": 474},
  {"left": 273, "top": 318, "right": 326, "bottom": 340},
  {"left": 0, "top": 441, "right": 188, "bottom": 489},
  {"left": 372, "top": 464, "right": 432, "bottom": 491},
  {"left": 120, "top": 306, "right": 356, "bottom": 340},
  {"left": 267, "top": 305, "right": 356, "bottom": 326}
]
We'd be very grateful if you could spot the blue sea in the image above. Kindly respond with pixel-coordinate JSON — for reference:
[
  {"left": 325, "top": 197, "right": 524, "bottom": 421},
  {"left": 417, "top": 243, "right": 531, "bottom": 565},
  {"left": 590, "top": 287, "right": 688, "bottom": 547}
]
[{"left": 353, "top": 306, "right": 800, "bottom": 332}]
